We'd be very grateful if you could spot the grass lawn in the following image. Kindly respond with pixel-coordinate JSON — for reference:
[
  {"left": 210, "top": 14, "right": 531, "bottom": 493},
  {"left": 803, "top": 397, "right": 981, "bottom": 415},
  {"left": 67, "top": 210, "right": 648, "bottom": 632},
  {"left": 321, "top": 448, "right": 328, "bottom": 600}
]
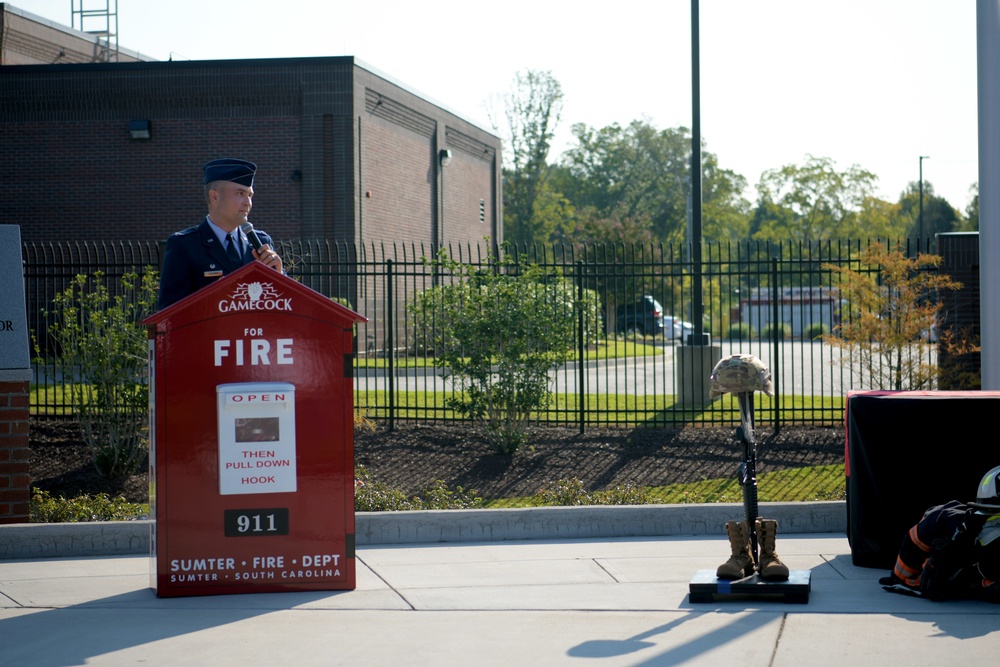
[
  {"left": 356, "top": 389, "right": 844, "bottom": 427},
  {"left": 483, "top": 464, "right": 845, "bottom": 508}
]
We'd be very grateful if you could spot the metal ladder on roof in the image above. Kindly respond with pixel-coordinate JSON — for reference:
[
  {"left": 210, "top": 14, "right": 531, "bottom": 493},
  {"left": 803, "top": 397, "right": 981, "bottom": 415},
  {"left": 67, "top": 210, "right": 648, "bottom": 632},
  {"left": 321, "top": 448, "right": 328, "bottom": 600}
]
[{"left": 70, "top": 0, "right": 119, "bottom": 63}]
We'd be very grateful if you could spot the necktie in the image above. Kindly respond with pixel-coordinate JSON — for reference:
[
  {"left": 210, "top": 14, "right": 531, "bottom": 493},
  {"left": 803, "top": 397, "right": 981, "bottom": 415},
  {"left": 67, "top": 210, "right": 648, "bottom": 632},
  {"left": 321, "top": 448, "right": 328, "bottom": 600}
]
[{"left": 226, "top": 233, "right": 242, "bottom": 264}]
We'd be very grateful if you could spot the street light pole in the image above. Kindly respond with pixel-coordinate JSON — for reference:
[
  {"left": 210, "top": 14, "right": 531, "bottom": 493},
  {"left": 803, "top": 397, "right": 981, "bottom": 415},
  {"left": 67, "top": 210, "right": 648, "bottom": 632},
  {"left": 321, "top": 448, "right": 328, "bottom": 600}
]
[
  {"left": 690, "top": 0, "right": 704, "bottom": 343},
  {"left": 919, "top": 155, "right": 930, "bottom": 248}
]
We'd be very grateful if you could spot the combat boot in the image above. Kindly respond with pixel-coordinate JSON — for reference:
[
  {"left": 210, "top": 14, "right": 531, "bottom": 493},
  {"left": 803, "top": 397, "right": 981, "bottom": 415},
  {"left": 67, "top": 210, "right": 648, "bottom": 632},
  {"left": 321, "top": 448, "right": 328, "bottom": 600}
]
[
  {"left": 756, "top": 518, "right": 790, "bottom": 580},
  {"left": 717, "top": 520, "right": 755, "bottom": 579}
]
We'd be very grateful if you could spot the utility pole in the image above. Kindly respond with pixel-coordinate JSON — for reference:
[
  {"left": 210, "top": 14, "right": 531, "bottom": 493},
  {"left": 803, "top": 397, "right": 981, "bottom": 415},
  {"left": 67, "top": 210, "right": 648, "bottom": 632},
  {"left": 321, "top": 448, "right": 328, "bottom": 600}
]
[{"left": 919, "top": 155, "right": 930, "bottom": 247}]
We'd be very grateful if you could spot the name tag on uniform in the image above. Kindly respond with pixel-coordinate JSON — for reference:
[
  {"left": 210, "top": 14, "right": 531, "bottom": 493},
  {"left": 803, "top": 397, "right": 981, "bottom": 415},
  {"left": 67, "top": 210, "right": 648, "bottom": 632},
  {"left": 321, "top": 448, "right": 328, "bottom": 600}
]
[{"left": 204, "top": 270, "right": 224, "bottom": 278}]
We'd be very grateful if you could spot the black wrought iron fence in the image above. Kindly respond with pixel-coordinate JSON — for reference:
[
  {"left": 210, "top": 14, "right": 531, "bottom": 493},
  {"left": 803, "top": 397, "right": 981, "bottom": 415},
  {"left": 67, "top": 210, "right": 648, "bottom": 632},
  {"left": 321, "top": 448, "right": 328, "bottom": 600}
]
[{"left": 23, "top": 238, "right": 950, "bottom": 427}]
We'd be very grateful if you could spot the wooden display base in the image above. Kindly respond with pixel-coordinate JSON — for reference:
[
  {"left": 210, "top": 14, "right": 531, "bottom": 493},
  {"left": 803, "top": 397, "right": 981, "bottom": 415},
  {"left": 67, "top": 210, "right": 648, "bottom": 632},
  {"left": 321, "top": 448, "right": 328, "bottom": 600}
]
[{"left": 688, "top": 569, "right": 811, "bottom": 604}]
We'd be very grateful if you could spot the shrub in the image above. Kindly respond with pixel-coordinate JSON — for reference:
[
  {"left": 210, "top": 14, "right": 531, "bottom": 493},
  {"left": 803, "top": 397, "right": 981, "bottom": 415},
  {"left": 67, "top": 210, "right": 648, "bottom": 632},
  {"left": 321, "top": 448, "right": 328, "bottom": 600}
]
[
  {"left": 936, "top": 327, "right": 982, "bottom": 389},
  {"left": 410, "top": 249, "right": 578, "bottom": 454},
  {"left": 353, "top": 466, "right": 483, "bottom": 511},
  {"left": 330, "top": 296, "right": 358, "bottom": 335},
  {"left": 43, "top": 270, "right": 158, "bottom": 478},
  {"left": 30, "top": 489, "right": 146, "bottom": 523},
  {"left": 590, "top": 483, "right": 652, "bottom": 506},
  {"left": 416, "top": 479, "right": 485, "bottom": 510},
  {"left": 534, "top": 478, "right": 591, "bottom": 505},
  {"left": 727, "top": 323, "right": 753, "bottom": 340},
  {"left": 823, "top": 242, "right": 972, "bottom": 390},
  {"left": 354, "top": 468, "right": 418, "bottom": 511},
  {"left": 804, "top": 322, "right": 829, "bottom": 340},
  {"left": 761, "top": 323, "right": 791, "bottom": 340},
  {"left": 534, "top": 478, "right": 652, "bottom": 506},
  {"left": 354, "top": 408, "right": 376, "bottom": 433}
]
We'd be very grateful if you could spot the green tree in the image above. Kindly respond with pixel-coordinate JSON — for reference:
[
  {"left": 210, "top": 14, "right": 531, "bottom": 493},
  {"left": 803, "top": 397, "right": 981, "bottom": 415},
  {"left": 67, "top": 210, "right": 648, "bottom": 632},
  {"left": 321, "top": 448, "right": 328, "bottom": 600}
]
[
  {"left": 559, "top": 119, "right": 750, "bottom": 245},
  {"left": 573, "top": 205, "right": 655, "bottom": 247},
  {"left": 411, "top": 250, "right": 578, "bottom": 454},
  {"left": 570, "top": 205, "right": 658, "bottom": 322},
  {"left": 560, "top": 120, "right": 690, "bottom": 243},
  {"left": 963, "top": 183, "right": 979, "bottom": 231},
  {"left": 856, "top": 196, "right": 908, "bottom": 240},
  {"left": 44, "top": 270, "right": 158, "bottom": 479},
  {"left": 823, "top": 243, "right": 960, "bottom": 390},
  {"left": 495, "top": 70, "right": 569, "bottom": 246},
  {"left": 526, "top": 179, "right": 576, "bottom": 245},
  {"left": 702, "top": 154, "right": 752, "bottom": 243},
  {"left": 752, "top": 155, "right": 880, "bottom": 241},
  {"left": 897, "top": 181, "right": 961, "bottom": 241}
]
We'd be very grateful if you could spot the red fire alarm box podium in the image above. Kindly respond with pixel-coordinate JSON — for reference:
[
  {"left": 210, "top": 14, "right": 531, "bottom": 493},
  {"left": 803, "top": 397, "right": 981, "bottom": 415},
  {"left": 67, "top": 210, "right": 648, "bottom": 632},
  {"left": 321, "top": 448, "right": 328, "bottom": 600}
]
[{"left": 144, "top": 263, "right": 365, "bottom": 597}]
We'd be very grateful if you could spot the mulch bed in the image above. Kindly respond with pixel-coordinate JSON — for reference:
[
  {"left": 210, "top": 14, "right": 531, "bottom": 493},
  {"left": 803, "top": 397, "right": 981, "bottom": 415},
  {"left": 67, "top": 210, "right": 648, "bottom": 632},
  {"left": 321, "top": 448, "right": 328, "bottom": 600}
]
[{"left": 28, "top": 418, "right": 844, "bottom": 503}]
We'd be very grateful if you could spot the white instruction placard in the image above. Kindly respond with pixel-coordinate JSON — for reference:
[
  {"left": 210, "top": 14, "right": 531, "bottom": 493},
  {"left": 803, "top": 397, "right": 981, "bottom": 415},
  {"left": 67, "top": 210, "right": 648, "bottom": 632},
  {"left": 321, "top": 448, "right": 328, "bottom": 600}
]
[{"left": 217, "top": 382, "right": 297, "bottom": 495}]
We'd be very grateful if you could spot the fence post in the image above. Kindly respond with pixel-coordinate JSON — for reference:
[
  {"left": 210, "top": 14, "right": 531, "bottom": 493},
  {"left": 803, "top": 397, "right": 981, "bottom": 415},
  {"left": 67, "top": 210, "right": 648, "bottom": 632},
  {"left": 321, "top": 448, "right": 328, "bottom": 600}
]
[
  {"left": 576, "top": 260, "right": 586, "bottom": 434},
  {"left": 770, "top": 257, "right": 781, "bottom": 433},
  {"left": 385, "top": 259, "right": 395, "bottom": 432}
]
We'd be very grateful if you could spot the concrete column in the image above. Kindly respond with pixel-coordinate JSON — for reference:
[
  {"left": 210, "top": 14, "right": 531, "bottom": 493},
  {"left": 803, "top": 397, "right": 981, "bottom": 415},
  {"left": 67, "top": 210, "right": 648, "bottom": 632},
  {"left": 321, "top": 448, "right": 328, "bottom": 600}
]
[
  {"left": 978, "top": 1, "right": 1000, "bottom": 388},
  {"left": 677, "top": 341, "right": 722, "bottom": 407}
]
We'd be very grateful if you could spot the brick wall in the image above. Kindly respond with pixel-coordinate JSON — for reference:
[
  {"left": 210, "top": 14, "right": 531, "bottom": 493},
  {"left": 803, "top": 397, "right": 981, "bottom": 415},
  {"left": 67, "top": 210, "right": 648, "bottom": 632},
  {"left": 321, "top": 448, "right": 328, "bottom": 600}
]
[
  {"left": 2, "top": 55, "right": 501, "bottom": 356},
  {"left": 443, "top": 132, "right": 498, "bottom": 245},
  {"left": 0, "top": 381, "right": 30, "bottom": 524},
  {"left": 0, "top": 57, "right": 501, "bottom": 249},
  {"left": 361, "top": 117, "right": 436, "bottom": 243}
]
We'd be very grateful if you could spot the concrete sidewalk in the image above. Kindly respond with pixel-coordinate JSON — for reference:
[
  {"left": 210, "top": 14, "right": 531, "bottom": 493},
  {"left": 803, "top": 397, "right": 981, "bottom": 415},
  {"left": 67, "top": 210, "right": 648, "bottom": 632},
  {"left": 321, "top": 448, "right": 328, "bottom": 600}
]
[{"left": 2, "top": 521, "right": 998, "bottom": 666}]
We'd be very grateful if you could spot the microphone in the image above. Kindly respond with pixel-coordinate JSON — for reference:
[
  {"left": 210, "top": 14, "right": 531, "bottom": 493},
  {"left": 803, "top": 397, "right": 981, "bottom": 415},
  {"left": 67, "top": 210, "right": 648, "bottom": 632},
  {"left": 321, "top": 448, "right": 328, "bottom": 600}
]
[{"left": 240, "top": 222, "right": 264, "bottom": 251}]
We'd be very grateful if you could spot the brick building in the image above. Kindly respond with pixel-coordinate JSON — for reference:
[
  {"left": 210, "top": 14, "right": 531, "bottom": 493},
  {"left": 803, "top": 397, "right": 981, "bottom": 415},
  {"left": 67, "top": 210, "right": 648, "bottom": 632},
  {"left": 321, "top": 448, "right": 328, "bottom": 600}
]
[
  {"left": 0, "top": 4, "right": 502, "bottom": 249},
  {"left": 0, "top": 3, "right": 150, "bottom": 66}
]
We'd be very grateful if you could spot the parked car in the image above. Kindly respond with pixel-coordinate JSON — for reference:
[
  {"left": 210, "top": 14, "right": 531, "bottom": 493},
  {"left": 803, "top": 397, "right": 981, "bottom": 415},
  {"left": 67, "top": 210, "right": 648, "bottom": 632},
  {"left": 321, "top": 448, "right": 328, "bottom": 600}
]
[
  {"left": 615, "top": 296, "right": 665, "bottom": 336},
  {"left": 663, "top": 316, "right": 694, "bottom": 341}
]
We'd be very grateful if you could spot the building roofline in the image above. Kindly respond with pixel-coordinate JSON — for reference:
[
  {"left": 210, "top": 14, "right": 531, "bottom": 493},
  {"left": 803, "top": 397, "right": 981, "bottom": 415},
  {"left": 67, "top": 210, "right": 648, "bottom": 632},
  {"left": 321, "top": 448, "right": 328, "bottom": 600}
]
[
  {"left": 0, "top": 2, "right": 155, "bottom": 62},
  {"left": 0, "top": 51, "right": 498, "bottom": 139},
  {"left": 351, "top": 56, "right": 497, "bottom": 139}
]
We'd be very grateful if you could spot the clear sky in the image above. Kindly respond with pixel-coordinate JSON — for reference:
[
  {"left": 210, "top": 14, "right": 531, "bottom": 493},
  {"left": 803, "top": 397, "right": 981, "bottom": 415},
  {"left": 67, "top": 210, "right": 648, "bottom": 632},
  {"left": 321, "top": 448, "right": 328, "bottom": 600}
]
[{"left": 23, "top": 0, "right": 981, "bottom": 212}]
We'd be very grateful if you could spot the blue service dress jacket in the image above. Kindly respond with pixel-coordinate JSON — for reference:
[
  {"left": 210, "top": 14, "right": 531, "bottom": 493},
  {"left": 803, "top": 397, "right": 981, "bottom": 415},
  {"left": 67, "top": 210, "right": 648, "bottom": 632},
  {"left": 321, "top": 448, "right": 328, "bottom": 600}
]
[{"left": 157, "top": 218, "right": 275, "bottom": 310}]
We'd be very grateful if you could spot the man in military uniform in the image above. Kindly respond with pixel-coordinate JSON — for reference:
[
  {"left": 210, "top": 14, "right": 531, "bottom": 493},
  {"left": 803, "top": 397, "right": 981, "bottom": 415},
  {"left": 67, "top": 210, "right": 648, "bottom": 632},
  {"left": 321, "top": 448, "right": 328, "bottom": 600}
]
[{"left": 158, "top": 158, "right": 283, "bottom": 309}]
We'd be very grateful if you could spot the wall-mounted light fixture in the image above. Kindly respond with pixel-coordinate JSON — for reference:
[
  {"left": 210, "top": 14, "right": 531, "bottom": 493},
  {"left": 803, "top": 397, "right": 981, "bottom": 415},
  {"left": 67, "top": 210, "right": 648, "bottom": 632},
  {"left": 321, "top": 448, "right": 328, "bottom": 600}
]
[
  {"left": 439, "top": 148, "right": 452, "bottom": 167},
  {"left": 291, "top": 169, "right": 302, "bottom": 183},
  {"left": 128, "top": 119, "right": 151, "bottom": 140}
]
